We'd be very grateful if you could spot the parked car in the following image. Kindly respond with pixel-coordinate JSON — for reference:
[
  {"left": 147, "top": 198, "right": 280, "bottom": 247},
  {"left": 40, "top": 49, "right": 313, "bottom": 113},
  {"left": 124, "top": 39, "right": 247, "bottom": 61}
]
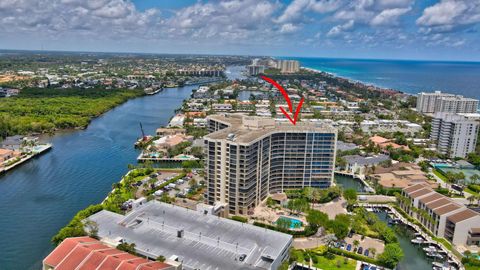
[
  {"left": 346, "top": 244, "right": 352, "bottom": 251},
  {"left": 364, "top": 249, "right": 369, "bottom": 257},
  {"left": 357, "top": 247, "right": 363, "bottom": 254}
]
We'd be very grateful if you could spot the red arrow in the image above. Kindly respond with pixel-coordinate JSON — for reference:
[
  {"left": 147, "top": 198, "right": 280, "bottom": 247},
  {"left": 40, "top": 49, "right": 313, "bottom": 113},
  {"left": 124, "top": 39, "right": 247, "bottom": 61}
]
[{"left": 260, "top": 75, "right": 304, "bottom": 125}]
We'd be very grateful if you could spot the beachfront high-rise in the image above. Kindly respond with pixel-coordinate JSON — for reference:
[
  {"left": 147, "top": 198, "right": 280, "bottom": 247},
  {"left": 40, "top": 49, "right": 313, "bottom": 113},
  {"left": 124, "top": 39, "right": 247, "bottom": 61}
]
[
  {"left": 204, "top": 114, "right": 337, "bottom": 215},
  {"left": 416, "top": 91, "right": 479, "bottom": 114}
]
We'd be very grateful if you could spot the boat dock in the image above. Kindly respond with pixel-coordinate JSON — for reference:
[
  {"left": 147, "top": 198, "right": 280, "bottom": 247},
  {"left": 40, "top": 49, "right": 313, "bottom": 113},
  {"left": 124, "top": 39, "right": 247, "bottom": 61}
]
[{"left": 357, "top": 203, "right": 464, "bottom": 270}]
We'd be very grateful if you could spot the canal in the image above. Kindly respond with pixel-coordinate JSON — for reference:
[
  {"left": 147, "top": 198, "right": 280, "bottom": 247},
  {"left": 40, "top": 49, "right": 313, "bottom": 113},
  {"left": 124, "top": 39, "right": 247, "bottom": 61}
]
[
  {"left": 339, "top": 176, "right": 433, "bottom": 269},
  {"left": 334, "top": 174, "right": 365, "bottom": 192},
  {"left": 0, "top": 85, "right": 196, "bottom": 270},
  {"left": 377, "top": 210, "right": 433, "bottom": 270}
]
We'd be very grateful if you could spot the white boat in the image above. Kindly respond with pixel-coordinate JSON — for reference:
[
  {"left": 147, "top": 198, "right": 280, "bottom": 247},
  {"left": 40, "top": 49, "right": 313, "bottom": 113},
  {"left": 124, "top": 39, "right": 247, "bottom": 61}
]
[
  {"left": 411, "top": 237, "right": 425, "bottom": 244},
  {"left": 423, "top": 245, "right": 438, "bottom": 253}
]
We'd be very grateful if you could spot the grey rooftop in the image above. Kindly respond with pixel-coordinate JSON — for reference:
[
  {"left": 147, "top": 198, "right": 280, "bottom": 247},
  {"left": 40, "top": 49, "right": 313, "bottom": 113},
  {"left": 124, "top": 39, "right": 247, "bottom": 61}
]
[
  {"left": 205, "top": 114, "right": 336, "bottom": 144},
  {"left": 343, "top": 154, "right": 390, "bottom": 166},
  {"left": 87, "top": 201, "right": 292, "bottom": 270}
]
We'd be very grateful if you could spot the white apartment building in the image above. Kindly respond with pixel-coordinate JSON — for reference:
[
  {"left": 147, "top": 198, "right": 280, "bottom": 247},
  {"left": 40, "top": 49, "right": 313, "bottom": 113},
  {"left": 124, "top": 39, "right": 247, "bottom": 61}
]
[
  {"left": 430, "top": 112, "right": 480, "bottom": 158},
  {"left": 416, "top": 91, "right": 479, "bottom": 114},
  {"left": 360, "top": 119, "right": 422, "bottom": 135},
  {"left": 400, "top": 183, "right": 480, "bottom": 247}
]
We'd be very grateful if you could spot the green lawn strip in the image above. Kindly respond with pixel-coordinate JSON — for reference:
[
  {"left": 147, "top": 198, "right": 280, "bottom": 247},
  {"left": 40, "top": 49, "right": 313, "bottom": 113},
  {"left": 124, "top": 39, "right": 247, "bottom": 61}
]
[
  {"left": 313, "top": 254, "right": 356, "bottom": 270},
  {"left": 464, "top": 187, "right": 480, "bottom": 196},
  {"left": 433, "top": 169, "right": 448, "bottom": 182}
]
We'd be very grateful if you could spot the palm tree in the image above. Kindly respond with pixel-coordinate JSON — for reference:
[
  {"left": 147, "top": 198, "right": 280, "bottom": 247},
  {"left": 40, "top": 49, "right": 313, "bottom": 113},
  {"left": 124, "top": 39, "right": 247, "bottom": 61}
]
[
  {"left": 468, "top": 196, "right": 475, "bottom": 206},
  {"left": 471, "top": 174, "right": 480, "bottom": 185},
  {"left": 353, "top": 240, "right": 360, "bottom": 250}
]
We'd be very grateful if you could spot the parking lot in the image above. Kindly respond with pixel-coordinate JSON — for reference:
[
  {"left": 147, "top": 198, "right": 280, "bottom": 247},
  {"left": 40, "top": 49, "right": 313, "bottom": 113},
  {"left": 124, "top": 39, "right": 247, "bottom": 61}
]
[{"left": 341, "top": 234, "right": 385, "bottom": 258}]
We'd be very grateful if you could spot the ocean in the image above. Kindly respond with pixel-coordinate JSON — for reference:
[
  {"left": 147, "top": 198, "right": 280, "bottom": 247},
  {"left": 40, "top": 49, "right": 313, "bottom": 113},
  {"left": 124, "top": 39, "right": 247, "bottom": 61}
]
[{"left": 291, "top": 57, "right": 480, "bottom": 99}]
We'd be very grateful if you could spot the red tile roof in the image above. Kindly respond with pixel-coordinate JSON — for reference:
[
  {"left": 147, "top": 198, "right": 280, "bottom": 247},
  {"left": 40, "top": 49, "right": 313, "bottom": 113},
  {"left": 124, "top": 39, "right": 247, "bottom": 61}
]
[{"left": 43, "top": 237, "right": 174, "bottom": 270}]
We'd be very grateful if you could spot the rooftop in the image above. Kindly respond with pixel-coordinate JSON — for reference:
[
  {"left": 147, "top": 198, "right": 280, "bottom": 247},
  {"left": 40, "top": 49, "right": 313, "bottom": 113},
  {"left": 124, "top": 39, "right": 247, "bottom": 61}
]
[
  {"left": 344, "top": 154, "right": 390, "bottom": 166},
  {"left": 43, "top": 237, "right": 175, "bottom": 270},
  {"left": 88, "top": 201, "right": 292, "bottom": 270},
  {"left": 205, "top": 114, "right": 336, "bottom": 145},
  {"left": 447, "top": 209, "right": 480, "bottom": 224}
]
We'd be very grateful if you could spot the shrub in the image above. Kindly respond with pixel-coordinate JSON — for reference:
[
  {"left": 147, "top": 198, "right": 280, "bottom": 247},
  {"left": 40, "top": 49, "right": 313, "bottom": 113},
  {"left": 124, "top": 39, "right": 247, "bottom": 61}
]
[
  {"left": 51, "top": 204, "right": 104, "bottom": 245},
  {"left": 231, "top": 216, "right": 248, "bottom": 223}
]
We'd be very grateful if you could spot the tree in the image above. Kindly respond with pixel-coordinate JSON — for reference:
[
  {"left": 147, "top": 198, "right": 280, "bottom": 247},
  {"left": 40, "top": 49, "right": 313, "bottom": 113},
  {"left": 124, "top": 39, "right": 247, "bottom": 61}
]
[
  {"left": 306, "top": 210, "right": 329, "bottom": 229},
  {"left": 378, "top": 243, "right": 404, "bottom": 268},
  {"left": 117, "top": 242, "right": 136, "bottom": 255},
  {"left": 287, "top": 198, "right": 310, "bottom": 214},
  {"left": 276, "top": 218, "right": 292, "bottom": 231},
  {"left": 84, "top": 220, "right": 99, "bottom": 239},
  {"left": 156, "top": 255, "right": 166, "bottom": 262},
  {"left": 471, "top": 174, "right": 480, "bottom": 185},
  {"left": 332, "top": 220, "right": 349, "bottom": 239},
  {"left": 353, "top": 240, "right": 360, "bottom": 250},
  {"left": 343, "top": 188, "right": 357, "bottom": 205}
]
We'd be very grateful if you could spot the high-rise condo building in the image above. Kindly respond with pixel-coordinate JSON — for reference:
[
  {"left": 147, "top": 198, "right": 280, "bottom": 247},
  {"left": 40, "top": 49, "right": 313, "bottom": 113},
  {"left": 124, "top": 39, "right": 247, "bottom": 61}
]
[
  {"left": 204, "top": 114, "right": 337, "bottom": 215},
  {"left": 430, "top": 112, "right": 480, "bottom": 158},
  {"left": 276, "top": 60, "right": 300, "bottom": 74},
  {"left": 416, "top": 91, "right": 479, "bottom": 114}
]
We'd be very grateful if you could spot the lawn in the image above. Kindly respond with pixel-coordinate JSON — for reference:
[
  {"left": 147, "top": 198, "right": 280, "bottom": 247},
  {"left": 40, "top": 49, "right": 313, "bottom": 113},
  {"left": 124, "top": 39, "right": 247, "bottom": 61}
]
[
  {"left": 313, "top": 255, "right": 356, "bottom": 270},
  {"left": 292, "top": 249, "right": 356, "bottom": 270},
  {"left": 433, "top": 169, "right": 448, "bottom": 182}
]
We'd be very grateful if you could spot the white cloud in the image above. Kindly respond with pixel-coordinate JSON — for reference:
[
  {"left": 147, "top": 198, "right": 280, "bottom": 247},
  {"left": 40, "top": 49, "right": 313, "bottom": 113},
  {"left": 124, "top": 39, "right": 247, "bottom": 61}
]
[
  {"left": 280, "top": 23, "right": 300, "bottom": 33},
  {"left": 327, "top": 19, "right": 354, "bottom": 37},
  {"left": 166, "top": 0, "right": 281, "bottom": 41},
  {"left": 276, "top": 0, "right": 343, "bottom": 23},
  {"left": 0, "top": 0, "right": 160, "bottom": 38},
  {"left": 370, "top": 7, "right": 411, "bottom": 26},
  {"left": 417, "top": 0, "right": 480, "bottom": 33}
]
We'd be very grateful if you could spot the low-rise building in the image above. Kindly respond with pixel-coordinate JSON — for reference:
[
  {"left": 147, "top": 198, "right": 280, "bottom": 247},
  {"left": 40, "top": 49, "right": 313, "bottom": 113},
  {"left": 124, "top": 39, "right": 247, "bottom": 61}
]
[
  {"left": 370, "top": 163, "right": 438, "bottom": 189},
  {"left": 342, "top": 154, "right": 390, "bottom": 176},
  {"left": 212, "top": 103, "right": 233, "bottom": 112},
  {"left": 87, "top": 201, "right": 292, "bottom": 270},
  {"left": 43, "top": 237, "right": 180, "bottom": 270},
  {"left": 0, "top": 148, "right": 21, "bottom": 163},
  {"left": 360, "top": 120, "right": 422, "bottom": 135},
  {"left": 399, "top": 183, "right": 480, "bottom": 247},
  {"left": 369, "top": 135, "right": 410, "bottom": 152}
]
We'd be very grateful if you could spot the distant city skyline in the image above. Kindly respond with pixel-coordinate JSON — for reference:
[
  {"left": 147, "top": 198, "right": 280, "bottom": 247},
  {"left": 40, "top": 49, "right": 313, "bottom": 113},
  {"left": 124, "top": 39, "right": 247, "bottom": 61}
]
[{"left": 1, "top": 0, "right": 479, "bottom": 61}]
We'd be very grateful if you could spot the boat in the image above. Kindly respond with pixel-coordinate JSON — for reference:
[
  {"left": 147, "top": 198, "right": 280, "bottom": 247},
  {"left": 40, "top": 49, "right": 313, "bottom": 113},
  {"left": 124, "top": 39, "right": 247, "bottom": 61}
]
[
  {"left": 145, "top": 88, "right": 162, "bottom": 95},
  {"left": 411, "top": 237, "right": 425, "bottom": 244},
  {"left": 423, "top": 245, "right": 438, "bottom": 253}
]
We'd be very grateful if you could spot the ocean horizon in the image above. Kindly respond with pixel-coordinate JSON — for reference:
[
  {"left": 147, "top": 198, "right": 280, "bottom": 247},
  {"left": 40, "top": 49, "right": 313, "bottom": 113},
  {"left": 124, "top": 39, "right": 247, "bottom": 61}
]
[{"left": 290, "top": 57, "right": 480, "bottom": 99}]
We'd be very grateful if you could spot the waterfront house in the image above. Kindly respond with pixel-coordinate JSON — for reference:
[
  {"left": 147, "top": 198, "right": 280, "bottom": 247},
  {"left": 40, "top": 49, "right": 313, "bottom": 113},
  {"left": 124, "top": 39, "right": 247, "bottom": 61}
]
[
  {"left": 0, "top": 148, "right": 21, "bottom": 163},
  {"left": 1, "top": 135, "right": 24, "bottom": 150},
  {"left": 342, "top": 154, "right": 390, "bottom": 176},
  {"left": 156, "top": 128, "right": 186, "bottom": 137}
]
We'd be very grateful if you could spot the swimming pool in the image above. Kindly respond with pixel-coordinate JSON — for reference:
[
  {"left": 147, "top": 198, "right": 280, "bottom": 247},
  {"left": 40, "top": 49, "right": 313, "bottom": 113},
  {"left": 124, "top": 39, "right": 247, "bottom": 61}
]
[{"left": 275, "top": 216, "right": 303, "bottom": 229}]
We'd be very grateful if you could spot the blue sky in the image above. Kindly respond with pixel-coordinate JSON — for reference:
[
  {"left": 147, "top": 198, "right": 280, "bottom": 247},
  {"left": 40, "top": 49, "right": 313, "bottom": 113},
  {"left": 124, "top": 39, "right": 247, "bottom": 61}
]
[{"left": 0, "top": 0, "right": 479, "bottom": 61}]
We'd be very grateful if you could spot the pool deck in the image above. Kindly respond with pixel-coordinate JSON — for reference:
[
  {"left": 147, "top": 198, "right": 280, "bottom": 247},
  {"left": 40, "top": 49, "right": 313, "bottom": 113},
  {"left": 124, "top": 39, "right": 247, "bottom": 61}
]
[{"left": 137, "top": 151, "right": 199, "bottom": 162}]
